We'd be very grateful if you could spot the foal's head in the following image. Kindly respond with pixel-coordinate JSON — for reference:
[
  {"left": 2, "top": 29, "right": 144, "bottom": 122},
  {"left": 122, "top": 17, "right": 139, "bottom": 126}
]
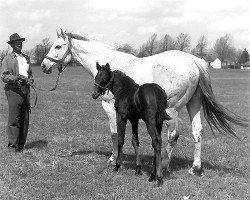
[{"left": 92, "top": 62, "right": 113, "bottom": 99}]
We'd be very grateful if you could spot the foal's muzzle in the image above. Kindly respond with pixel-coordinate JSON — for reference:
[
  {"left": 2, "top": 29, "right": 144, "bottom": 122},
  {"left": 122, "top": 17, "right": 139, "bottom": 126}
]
[{"left": 92, "top": 91, "right": 100, "bottom": 99}]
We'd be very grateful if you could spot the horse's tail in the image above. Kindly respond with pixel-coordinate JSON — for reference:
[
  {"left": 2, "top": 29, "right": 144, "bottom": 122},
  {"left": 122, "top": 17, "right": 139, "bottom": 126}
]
[
  {"left": 196, "top": 62, "right": 249, "bottom": 139},
  {"left": 157, "top": 110, "right": 172, "bottom": 126}
]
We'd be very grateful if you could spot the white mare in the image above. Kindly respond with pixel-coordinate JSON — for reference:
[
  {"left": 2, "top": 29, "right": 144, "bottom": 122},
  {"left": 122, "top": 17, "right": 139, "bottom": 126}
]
[{"left": 41, "top": 31, "right": 246, "bottom": 175}]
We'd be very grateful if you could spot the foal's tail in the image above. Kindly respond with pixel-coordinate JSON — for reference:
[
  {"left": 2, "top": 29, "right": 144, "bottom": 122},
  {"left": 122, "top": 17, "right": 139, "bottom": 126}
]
[
  {"left": 196, "top": 62, "right": 249, "bottom": 139},
  {"left": 163, "top": 111, "right": 172, "bottom": 121}
]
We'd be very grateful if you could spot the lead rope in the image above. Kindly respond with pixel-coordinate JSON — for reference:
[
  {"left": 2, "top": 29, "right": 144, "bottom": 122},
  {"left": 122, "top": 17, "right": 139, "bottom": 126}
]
[
  {"left": 29, "top": 64, "right": 68, "bottom": 108},
  {"left": 49, "top": 64, "right": 67, "bottom": 91},
  {"left": 30, "top": 36, "right": 72, "bottom": 108}
]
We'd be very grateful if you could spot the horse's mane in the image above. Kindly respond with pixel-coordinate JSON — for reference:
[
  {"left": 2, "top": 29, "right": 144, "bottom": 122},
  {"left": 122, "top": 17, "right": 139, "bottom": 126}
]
[
  {"left": 113, "top": 70, "right": 139, "bottom": 96},
  {"left": 66, "top": 32, "right": 117, "bottom": 50},
  {"left": 66, "top": 32, "right": 89, "bottom": 41}
]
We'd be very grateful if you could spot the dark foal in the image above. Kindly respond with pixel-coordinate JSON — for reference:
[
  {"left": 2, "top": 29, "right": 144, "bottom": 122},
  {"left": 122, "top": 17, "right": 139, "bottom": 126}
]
[{"left": 92, "top": 62, "right": 171, "bottom": 186}]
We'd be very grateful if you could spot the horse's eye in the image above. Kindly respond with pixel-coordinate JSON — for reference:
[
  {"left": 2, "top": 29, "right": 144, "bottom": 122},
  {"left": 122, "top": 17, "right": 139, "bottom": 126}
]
[{"left": 55, "top": 45, "right": 61, "bottom": 49}]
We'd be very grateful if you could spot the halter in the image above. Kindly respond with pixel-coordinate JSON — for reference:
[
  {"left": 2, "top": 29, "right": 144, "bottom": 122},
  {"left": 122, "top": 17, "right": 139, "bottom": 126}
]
[
  {"left": 44, "top": 36, "right": 72, "bottom": 91},
  {"left": 45, "top": 36, "right": 72, "bottom": 69},
  {"left": 94, "top": 72, "right": 114, "bottom": 95}
]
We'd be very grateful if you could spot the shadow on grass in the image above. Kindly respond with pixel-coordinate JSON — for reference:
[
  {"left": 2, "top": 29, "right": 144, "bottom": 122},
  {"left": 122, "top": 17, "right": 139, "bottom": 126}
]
[
  {"left": 25, "top": 140, "right": 48, "bottom": 150},
  {"left": 70, "top": 148, "right": 245, "bottom": 178}
]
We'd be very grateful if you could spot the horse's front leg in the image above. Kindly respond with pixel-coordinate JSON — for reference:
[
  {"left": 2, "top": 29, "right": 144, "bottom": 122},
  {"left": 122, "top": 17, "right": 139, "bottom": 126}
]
[
  {"left": 101, "top": 99, "right": 118, "bottom": 165},
  {"left": 113, "top": 114, "right": 127, "bottom": 172}
]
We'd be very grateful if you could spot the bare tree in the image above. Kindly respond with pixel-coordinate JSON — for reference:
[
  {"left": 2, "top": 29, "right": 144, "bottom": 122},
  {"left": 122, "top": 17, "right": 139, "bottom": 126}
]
[
  {"left": 34, "top": 38, "right": 51, "bottom": 65},
  {"left": 42, "top": 38, "right": 51, "bottom": 55},
  {"left": 116, "top": 43, "right": 137, "bottom": 56},
  {"left": 147, "top": 34, "right": 158, "bottom": 56},
  {"left": 157, "top": 34, "right": 176, "bottom": 53},
  {"left": 204, "top": 49, "right": 218, "bottom": 67},
  {"left": 137, "top": 34, "right": 158, "bottom": 57},
  {"left": 238, "top": 48, "right": 249, "bottom": 64},
  {"left": 137, "top": 43, "right": 148, "bottom": 58},
  {"left": 213, "top": 34, "right": 235, "bottom": 63},
  {"left": 0, "top": 47, "right": 10, "bottom": 66},
  {"left": 193, "top": 35, "right": 208, "bottom": 58},
  {"left": 175, "top": 33, "right": 191, "bottom": 52}
]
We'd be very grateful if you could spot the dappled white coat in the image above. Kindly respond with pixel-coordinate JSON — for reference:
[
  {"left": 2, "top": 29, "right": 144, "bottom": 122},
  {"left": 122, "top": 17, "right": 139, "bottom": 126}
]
[{"left": 71, "top": 39, "right": 206, "bottom": 110}]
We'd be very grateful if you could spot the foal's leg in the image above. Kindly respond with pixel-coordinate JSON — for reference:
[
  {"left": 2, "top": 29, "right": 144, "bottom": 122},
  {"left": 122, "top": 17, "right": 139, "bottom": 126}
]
[
  {"left": 130, "top": 118, "right": 142, "bottom": 175},
  {"left": 156, "top": 121, "right": 164, "bottom": 186},
  {"left": 102, "top": 99, "right": 118, "bottom": 165},
  {"left": 186, "top": 90, "right": 203, "bottom": 176},
  {"left": 113, "top": 114, "right": 127, "bottom": 172},
  {"left": 162, "top": 108, "right": 179, "bottom": 173},
  {"left": 146, "top": 120, "right": 163, "bottom": 186}
]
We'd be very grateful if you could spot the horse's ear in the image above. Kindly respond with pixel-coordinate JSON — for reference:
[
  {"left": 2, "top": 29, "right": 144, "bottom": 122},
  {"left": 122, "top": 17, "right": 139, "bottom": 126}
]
[
  {"left": 105, "top": 63, "right": 110, "bottom": 71},
  {"left": 56, "top": 30, "right": 60, "bottom": 38},
  {"left": 61, "top": 29, "right": 66, "bottom": 40},
  {"left": 96, "top": 62, "right": 101, "bottom": 71}
]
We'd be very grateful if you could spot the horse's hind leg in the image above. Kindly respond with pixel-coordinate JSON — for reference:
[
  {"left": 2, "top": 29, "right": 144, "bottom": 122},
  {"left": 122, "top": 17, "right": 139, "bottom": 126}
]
[
  {"left": 162, "top": 108, "right": 179, "bottom": 173},
  {"left": 130, "top": 118, "right": 142, "bottom": 175},
  {"left": 102, "top": 99, "right": 118, "bottom": 165},
  {"left": 186, "top": 89, "right": 203, "bottom": 176}
]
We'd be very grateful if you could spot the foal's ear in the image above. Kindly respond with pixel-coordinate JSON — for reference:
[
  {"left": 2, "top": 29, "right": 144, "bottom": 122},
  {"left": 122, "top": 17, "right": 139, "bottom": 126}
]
[
  {"left": 96, "top": 62, "right": 101, "bottom": 71},
  {"left": 105, "top": 63, "right": 110, "bottom": 71}
]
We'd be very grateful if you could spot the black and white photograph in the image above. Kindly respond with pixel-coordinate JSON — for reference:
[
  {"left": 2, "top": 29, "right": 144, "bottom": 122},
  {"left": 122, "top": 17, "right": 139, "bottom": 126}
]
[{"left": 0, "top": 0, "right": 249, "bottom": 199}]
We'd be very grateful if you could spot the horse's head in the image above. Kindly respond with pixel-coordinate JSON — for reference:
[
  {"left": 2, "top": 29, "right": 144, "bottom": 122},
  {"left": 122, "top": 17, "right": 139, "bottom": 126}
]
[
  {"left": 92, "top": 62, "right": 113, "bottom": 99},
  {"left": 41, "top": 30, "right": 72, "bottom": 74}
]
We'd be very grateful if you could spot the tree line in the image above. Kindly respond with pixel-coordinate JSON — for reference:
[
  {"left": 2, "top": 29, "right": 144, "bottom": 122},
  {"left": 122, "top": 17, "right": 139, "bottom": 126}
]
[
  {"left": 117, "top": 33, "right": 249, "bottom": 67},
  {"left": 0, "top": 33, "right": 249, "bottom": 67}
]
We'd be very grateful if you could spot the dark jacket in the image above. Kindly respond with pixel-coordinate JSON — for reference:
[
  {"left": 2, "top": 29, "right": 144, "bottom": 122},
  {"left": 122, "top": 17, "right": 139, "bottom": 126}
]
[{"left": 1, "top": 52, "right": 33, "bottom": 84}]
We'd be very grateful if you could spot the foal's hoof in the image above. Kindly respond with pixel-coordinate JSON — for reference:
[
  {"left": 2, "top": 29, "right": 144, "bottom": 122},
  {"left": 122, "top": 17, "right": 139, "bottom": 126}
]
[
  {"left": 148, "top": 174, "right": 156, "bottom": 182},
  {"left": 112, "top": 164, "right": 121, "bottom": 172},
  {"left": 188, "top": 166, "right": 203, "bottom": 176},
  {"left": 135, "top": 165, "right": 142, "bottom": 175},
  {"left": 157, "top": 177, "right": 164, "bottom": 187}
]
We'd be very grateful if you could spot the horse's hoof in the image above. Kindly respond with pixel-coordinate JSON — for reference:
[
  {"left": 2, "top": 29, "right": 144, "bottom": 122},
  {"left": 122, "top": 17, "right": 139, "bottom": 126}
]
[
  {"left": 112, "top": 164, "right": 121, "bottom": 172},
  {"left": 188, "top": 166, "right": 203, "bottom": 176},
  {"left": 135, "top": 165, "right": 142, "bottom": 175},
  {"left": 163, "top": 169, "right": 170, "bottom": 178},
  {"left": 107, "top": 156, "right": 116, "bottom": 166},
  {"left": 157, "top": 177, "right": 163, "bottom": 187},
  {"left": 148, "top": 174, "right": 156, "bottom": 182}
]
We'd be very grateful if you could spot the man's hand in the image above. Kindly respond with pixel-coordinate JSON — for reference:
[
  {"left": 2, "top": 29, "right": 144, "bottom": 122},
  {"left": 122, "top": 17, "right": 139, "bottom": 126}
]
[
  {"left": 18, "top": 75, "right": 34, "bottom": 85},
  {"left": 13, "top": 76, "right": 21, "bottom": 83}
]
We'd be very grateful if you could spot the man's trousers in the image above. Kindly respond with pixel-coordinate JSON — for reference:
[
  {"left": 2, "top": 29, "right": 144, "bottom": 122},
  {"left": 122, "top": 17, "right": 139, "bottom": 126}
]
[{"left": 4, "top": 84, "right": 30, "bottom": 150}]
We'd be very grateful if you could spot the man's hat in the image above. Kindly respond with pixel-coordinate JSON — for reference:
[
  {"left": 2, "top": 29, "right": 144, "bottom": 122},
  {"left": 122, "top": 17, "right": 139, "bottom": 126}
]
[{"left": 7, "top": 33, "right": 25, "bottom": 44}]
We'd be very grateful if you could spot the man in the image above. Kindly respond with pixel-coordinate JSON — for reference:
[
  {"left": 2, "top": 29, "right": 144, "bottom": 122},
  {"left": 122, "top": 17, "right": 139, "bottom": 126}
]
[{"left": 1, "top": 33, "right": 34, "bottom": 152}]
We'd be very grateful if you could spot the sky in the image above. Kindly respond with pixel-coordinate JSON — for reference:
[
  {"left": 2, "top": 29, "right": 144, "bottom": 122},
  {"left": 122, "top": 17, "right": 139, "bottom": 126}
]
[{"left": 0, "top": 0, "right": 250, "bottom": 52}]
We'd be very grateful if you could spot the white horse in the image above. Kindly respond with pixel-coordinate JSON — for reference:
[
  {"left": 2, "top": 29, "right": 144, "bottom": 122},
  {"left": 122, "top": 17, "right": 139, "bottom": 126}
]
[{"left": 41, "top": 31, "right": 247, "bottom": 176}]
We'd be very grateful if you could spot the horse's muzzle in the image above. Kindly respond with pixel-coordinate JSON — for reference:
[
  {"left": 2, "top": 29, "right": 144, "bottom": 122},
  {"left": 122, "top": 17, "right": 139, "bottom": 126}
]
[{"left": 41, "top": 64, "right": 52, "bottom": 74}]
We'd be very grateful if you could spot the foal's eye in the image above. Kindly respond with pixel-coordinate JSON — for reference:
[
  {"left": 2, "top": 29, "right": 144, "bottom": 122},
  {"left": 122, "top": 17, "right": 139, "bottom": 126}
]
[{"left": 55, "top": 45, "right": 61, "bottom": 49}]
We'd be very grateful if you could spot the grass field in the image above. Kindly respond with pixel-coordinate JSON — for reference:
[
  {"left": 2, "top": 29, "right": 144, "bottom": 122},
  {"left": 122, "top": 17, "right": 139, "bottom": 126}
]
[{"left": 0, "top": 66, "right": 249, "bottom": 200}]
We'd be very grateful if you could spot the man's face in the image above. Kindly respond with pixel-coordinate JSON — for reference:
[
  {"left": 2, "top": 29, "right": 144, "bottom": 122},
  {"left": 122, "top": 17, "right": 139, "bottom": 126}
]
[{"left": 11, "top": 40, "right": 23, "bottom": 54}]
